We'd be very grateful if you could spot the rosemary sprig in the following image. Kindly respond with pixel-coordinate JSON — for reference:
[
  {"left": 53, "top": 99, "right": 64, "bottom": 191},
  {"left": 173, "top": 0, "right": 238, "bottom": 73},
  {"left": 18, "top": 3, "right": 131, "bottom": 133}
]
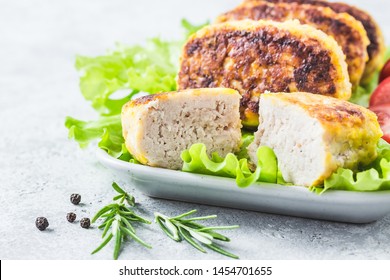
[
  {"left": 91, "top": 182, "right": 151, "bottom": 259},
  {"left": 154, "top": 209, "right": 239, "bottom": 259},
  {"left": 111, "top": 182, "right": 135, "bottom": 206}
]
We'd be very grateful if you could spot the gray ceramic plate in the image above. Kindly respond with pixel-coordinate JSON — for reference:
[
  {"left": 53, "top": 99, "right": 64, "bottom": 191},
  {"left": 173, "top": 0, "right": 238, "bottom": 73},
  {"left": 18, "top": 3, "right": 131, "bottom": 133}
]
[{"left": 97, "top": 149, "right": 390, "bottom": 224}]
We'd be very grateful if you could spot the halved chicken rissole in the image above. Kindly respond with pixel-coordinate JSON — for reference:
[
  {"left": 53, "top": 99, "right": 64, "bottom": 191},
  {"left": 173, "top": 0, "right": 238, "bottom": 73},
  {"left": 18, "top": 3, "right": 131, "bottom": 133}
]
[
  {"left": 248, "top": 92, "right": 383, "bottom": 187},
  {"left": 178, "top": 20, "right": 351, "bottom": 128},
  {"left": 121, "top": 88, "right": 242, "bottom": 170}
]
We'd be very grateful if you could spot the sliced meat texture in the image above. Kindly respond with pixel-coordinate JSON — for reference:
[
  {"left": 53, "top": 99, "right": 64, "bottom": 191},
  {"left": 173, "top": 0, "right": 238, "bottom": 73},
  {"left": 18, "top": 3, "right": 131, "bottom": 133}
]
[
  {"left": 250, "top": 0, "right": 386, "bottom": 84},
  {"left": 178, "top": 20, "right": 351, "bottom": 128},
  {"left": 248, "top": 92, "right": 382, "bottom": 187},
  {"left": 217, "top": 0, "right": 370, "bottom": 89},
  {"left": 121, "top": 88, "right": 242, "bottom": 170}
]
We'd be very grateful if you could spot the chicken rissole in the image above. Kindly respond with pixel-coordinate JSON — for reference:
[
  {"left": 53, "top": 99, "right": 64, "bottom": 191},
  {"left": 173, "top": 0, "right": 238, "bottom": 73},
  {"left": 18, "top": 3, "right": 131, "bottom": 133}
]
[
  {"left": 248, "top": 92, "right": 382, "bottom": 187},
  {"left": 217, "top": 1, "right": 370, "bottom": 89},
  {"left": 178, "top": 20, "right": 351, "bottom": 128},
  {"left": 121, "top": 88, "right": 242, "bottom": 170},
  {"left": 251, "top": 0, "right": 386, "bottom": 84}
]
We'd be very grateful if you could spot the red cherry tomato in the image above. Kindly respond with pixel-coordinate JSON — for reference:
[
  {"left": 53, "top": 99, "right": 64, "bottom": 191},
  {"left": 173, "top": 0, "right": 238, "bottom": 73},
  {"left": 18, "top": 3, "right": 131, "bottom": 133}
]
[
  {"left": 379, "top": 59, "right": 390, "bottom": 83},
  {"left": 369, "top": 77, "right": 390, "bottom": 107},
  {"left": 369, "top": 105, "right": 390, "bottom": 143}
]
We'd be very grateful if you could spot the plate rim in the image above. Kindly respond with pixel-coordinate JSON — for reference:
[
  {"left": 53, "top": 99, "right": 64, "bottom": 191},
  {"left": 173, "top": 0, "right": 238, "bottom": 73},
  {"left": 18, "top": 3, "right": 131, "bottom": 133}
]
[{"left": 96, "top": 148, "right": 390, "bottom": 197}]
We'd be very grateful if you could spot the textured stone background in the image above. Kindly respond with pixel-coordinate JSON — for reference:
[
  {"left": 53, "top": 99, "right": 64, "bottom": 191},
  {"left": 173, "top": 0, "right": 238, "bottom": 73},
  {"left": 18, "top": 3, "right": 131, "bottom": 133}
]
[{"left": 1, "top": 0, "right": 390, "bottom": 260}]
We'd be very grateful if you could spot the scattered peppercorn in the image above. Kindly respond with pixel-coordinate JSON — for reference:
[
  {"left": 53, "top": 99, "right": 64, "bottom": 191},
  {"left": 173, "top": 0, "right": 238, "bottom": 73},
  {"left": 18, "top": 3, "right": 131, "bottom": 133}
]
[
  {"left": 80, "top": 217, "right": 90, "bottom": 229},
  {"left": 70, "top": 193, "right": 81, "bottom": 205},
  {"left": 35, "top": 217, "right": 49, "bottom": 231},
  {"left": 66, "top": 212, "right": 77, "bottom": 223}
]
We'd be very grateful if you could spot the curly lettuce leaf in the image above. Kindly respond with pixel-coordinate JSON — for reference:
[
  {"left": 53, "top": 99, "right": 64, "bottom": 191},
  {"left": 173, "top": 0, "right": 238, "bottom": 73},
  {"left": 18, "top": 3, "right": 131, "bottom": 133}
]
[
  {"left": 116, "top": 144, "right": 139, "bottom": 163},
  {"left": 65, "top": 115, "right": 125, "bottom": 158},
  {"left": 236, "top": 131, "right": 254, "bottom": 160},
  {"left": 65, "top": 115, "right": 121, "bottom": 148},
  {"left": 66, "top": 20, "right": 208, "bottom": 157},
  {"left": 74, "top": 20, "right": 208, "bottom": 115},
  {"left": 310, "top": 140, "right": 390, "bottom": 193},
  {"left": 376, "top": 138, "right": 390, "bottom": 160},
  {"left": 311, "top": 160, "right": 390, "bottom": 194},
  {"left": 75, "top": 39, "right": 181, "bottom": 115},
  {"left": 349, "top": 83, "right": 376, "bottom": 107},
  {"left": 181, "top": 143, "right": 279, "bottom": 188}
]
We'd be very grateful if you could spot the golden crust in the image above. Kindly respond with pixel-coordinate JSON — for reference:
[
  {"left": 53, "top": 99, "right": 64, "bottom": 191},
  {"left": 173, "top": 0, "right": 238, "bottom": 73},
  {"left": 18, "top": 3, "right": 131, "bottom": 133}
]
[
  {"left": 124, "top": 88, "right": 239, "bottom": 108},
  {"left": 217, "top": 1, "right": 370, "bottom": 89},
  {"left": 264, "top": 92, "right": 380, "bottom": 130},
  {"left": 178, "top": 20, "right": 351, "bottom": 128},
  {"left": 248, "top": 0, "right": 386, "bottom": 84},
  {"left": 127, "top": 93, "right": 169, "bottom": 107}
]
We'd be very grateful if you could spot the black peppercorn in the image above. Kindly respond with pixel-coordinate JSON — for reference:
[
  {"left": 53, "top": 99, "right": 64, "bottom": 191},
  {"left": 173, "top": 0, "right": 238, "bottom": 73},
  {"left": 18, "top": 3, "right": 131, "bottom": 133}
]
[
  {"left": 80, "top": 217, "right": 90, "bottom": 229},
  {"left": 35, "top": 217, "right": 49, "bottom": 231},
  {"left": 70, "top": 193, "right": 81, "bottom": 205},
  {"left": 66, "top": 212, "right": 77, "bottom": 223}
]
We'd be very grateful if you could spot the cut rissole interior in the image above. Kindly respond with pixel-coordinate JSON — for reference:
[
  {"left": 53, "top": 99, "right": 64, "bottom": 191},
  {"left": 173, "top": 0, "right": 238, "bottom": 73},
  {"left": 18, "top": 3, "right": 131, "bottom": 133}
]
[{"left": 121, "top": 88, "right": 242, "bottom": 170}]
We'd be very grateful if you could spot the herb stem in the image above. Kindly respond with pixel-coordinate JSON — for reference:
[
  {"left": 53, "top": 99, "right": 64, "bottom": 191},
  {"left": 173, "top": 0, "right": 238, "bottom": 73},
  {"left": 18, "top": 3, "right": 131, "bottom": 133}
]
[
  {"left": 91, "top": 182, "right": 151, "bottom": 260},
  {"left": 155, "top": 210, "right": 239, "bottom": 259}
]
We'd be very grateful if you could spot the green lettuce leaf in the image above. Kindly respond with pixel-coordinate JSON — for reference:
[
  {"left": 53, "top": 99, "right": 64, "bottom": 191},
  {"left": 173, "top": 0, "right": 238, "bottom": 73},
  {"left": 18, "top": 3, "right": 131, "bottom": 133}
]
[
  {"left": 65, "top": 115, "right": 139, "bottom": 162},
  {"left": 310, "top": 140, "right": 390, "bottom": 193},
  {"left": 66, "top": 20, "right": 208, "bottom": 157},
  {"left": 116, "top": 144, "right": 139, "bottom": 163},
  {"left": 74, "top": 19, "right": 208, "bottom": 115},
  {"left": 75, "top": 39, "right": 181, "bottom": 115},
  {"left": 312, "top": 160, "right": 390, "bottom": 194},
  {"left": 181, "top": 143, "right": 279, "bottom": 188},
  {"left": 65, "top": 115, "right": 126, "bottom": 158},
  {"left": 65, "top": 115, "right": 121, "bottom": 148},
  {"left": 349, "top": 83, "right": 375, "bottom": 107},
  {"left": 236, "top": 131, "right": 254, "bottom": 160},
  {"left": 350, "top": 46, "right": 390, "bottom": 107}
]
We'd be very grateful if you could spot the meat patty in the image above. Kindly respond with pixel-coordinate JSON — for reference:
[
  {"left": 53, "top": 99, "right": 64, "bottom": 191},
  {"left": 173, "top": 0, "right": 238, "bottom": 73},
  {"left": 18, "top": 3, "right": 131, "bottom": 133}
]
[
  {"left": 248, "top": 92, "right": 382, "bottom": 187},
  {"left": 217, "top": 1, "right": 370, "bottom": 89},
  {"left": 121, "top": 88, "right": 242, "bottom": 169},
  {"left": 178, "top": 20, "right": 351, "bottom": 128},
  {"left": 250, "top": 0, "right": 386, "bottom": 84}
]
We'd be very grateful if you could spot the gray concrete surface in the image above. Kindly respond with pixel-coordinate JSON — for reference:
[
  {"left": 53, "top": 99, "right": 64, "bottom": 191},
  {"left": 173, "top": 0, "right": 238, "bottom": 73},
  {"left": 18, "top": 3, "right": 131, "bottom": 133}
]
[{"left": 1, "top": 0, "right": 390, "bottom": 260}]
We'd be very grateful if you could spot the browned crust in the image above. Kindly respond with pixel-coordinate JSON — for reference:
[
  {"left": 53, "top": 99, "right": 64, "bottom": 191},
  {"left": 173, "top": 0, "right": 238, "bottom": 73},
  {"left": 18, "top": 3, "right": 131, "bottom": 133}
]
[
  {"left": 265, "top": 92, "right": 381, "bottom": 136},
  {"left": 129, "top": 93, "right": 168, "bottom": 107},
  {"left": 217, "top": 1, "right": 369, "bottom": 88},
  {"left": 126, "top": 88, "right": 239, "bottom": 108},
  {"left": 251, "top": 0, "right": 386, "bottom": 79},
  {"left": 273, "top": 93, "right": 366, "bottom": 126},
  {"left": 178, "top": 22, "right": 347, "bottom": 127}
]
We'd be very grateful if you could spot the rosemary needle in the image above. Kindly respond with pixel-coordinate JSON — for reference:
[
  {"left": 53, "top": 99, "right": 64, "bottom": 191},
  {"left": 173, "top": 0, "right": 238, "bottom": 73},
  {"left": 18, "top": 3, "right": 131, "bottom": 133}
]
[
  {"left": 91, "top": 182, "right": 151, "bottom": 260},
  {"left": 155, "top": 209, "right": 239, "bottom": 259}
]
